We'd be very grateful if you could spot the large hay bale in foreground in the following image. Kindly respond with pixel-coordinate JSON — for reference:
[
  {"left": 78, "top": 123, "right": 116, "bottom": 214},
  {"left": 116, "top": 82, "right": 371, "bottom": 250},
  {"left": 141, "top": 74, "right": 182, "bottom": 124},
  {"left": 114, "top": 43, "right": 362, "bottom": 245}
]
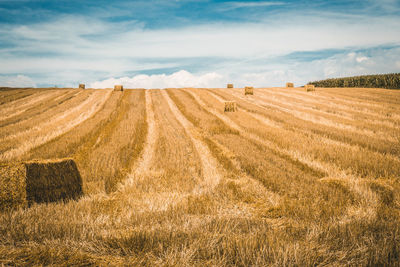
[
  {"left": 227, "top": 83, "right": 234, "bottom": 88},
  {"left": 244, "top": 86, "right": 254, "bottom": 95},
  {"left": 114, "top": 85, "right": 123, "bottom": 91},
  {"left": 79, "top": 84, "right": 85, "bottom": 89},
  {"left": 286, "top": 82, "right": 294, "bottom": 88},
  {"left": 0, "top": 159, "right": 83, "bottom": 210},
  {"left": 305, "top": 84, "right": 315, "bottom": 91},
  {"left": 224, "top": 101, "right": 237, "bottom": 112}
]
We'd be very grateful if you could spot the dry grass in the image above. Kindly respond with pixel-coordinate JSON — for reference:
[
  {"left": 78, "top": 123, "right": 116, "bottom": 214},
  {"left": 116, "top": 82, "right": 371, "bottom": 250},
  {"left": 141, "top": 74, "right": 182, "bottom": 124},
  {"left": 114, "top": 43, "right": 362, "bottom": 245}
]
[
  {"left": 0, "top": 90, "right": 76, "bottom": 130},
  {"left": 0, "top": 88, "right": 38, "bottom": 105},
  {"left": 0, "top": 90, "right": 85, "bottom": 140},
  {"left": 0, "top": 158, "right": 82, "bottom": 210},
  {"left": 0, "top": 87, "right": 399, "bottom": 266},
  {"left": 0, "top": 90, "right": 110, "bottom": 162}
]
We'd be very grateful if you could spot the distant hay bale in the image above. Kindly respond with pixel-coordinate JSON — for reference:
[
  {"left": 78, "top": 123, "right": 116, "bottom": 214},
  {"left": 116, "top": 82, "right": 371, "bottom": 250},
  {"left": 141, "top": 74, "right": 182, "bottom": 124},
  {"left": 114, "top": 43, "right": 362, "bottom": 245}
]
[
  {"left": 224, "top": 101, "right": 237, "bottom": 112},
  {"left": 286, "top": 82, "right": 294, "bottom": 88},
  {"left": 227, "top": 83, "right": 234, "bottom": 88},
  {"left": 114, "top": 85, "right": 124, "bottom": 91},
  {"left": 244, "top": 86, "right": 254, "bottom": 95},
  {"left": 0, "top": 158, "right": 83, "bottom": 211},
  {"left": 305, "top": 84, "right": 315, "bottom": 91},
  {"left": 79, "top": 84, "right": 85, "bottom": 89}
]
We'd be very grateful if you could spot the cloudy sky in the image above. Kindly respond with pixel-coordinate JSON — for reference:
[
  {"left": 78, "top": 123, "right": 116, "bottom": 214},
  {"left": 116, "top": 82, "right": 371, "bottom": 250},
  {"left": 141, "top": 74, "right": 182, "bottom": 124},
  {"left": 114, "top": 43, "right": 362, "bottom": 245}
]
[{"left": 1, "top": 0, "right": 400, "bottom": 88}]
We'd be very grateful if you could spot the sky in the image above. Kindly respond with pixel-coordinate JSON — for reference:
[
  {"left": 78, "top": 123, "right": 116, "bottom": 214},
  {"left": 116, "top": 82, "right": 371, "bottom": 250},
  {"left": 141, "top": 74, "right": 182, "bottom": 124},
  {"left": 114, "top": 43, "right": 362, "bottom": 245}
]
[{"left": 0, "top": 0, "right": 400, "bottom": 88}]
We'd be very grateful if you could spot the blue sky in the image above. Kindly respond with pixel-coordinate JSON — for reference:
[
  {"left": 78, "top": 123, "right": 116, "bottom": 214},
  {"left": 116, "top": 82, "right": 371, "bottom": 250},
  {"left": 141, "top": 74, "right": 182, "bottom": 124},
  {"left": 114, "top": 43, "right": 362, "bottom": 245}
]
[{"left": 1, "top": 0, "right": 400, "bottom": 88}]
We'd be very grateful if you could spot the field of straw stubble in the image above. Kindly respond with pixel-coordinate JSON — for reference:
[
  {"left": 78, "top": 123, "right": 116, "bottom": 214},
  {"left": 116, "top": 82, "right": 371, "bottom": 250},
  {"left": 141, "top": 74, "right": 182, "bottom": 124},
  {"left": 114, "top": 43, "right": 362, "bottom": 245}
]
[{"left": 0, "top": 86, "right": 400, "bottom": 266}]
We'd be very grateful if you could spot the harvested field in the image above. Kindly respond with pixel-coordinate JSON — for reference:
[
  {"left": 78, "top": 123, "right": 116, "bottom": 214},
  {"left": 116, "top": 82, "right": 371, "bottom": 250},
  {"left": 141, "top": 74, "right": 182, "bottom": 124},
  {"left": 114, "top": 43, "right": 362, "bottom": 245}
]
[{"left": 0, "top": 87, "right": 399, "bottom": 266}]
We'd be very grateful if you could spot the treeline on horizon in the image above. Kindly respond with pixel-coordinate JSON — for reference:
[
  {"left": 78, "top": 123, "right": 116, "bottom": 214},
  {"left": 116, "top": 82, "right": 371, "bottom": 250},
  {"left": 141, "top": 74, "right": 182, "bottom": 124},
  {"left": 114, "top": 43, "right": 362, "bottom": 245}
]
[{"left": 308, "top": 73, "right": 400, "bottom": 89}]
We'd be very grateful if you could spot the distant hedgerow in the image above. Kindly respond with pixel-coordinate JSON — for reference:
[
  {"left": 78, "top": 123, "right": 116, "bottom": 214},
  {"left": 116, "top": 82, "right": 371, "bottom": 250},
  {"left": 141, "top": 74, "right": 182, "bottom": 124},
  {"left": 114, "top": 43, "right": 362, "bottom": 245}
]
[{"left": 309, "top": 73, "right": 400, "bottom": 89}]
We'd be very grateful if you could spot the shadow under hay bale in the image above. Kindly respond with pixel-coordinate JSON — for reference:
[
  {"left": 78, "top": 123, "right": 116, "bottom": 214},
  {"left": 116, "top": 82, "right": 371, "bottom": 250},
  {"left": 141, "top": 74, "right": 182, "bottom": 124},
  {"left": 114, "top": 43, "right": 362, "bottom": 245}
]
[
  {"left": 224, "top": 101, "right": 237, "bottom": 112},
  {"left": 79, "top": 84, "right": 85, "bottom": 89},
  {"left": 286, "top": 82, "right": 294, "bottom": 88},
  {"left": 227, "top": 83, "right": 233, "bottom": 88},
  {"left": 0, "top": 158, "right": 83, "bottom": 210},
  {"left": 114, "top": 85, "right": 123, "bottom": 91},
  {"left": 305, "top": 84, "right": 315, "bottom": 91},
  {"left": 245, "top": 86, "right": 254, "bottom": 95}
]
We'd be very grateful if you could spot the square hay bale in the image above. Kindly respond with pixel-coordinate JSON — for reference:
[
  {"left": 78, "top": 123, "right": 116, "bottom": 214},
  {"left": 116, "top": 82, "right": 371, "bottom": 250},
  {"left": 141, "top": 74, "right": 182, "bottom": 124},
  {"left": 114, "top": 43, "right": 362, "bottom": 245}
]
[
  {"left": 286, "top": 82, "right": 294, "bottom": 88},
  {"left": 224, "top": 101, "right": 237, "bottom": 112},
  {"left": 0, "top": 158, "right": 83, "bottom": 211},
  {"left": 244, "top": 86, "right": 254, "bottom": 95},
  {"left": 305, "top": 84, "right": 315, "bottom": 91},
  {"left": 114, "top": 85, "right": 124, "bottom": 91},
  {"left": 79, "top": 84, "right": 85, "bottom": 89},
  {"left": 227, "top": 83, "right": 234, "bottom": 88}
]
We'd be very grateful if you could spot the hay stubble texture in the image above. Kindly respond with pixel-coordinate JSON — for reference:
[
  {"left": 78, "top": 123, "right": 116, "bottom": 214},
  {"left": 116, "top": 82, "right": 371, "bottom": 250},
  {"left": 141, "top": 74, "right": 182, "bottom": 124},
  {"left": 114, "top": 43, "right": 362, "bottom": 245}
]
[
  {"left": 305, "top": 84, "right": 316, "bottom": 91},
  {"left": 245, "top": 86, "right": 254, "bottom": 95},
  {"left": 224, "top": 101, "right": 238, "bottom": 112},
  {"left": 0, "top": 158, "right": 83, "bottom": 210},
  {"left": 114, "top": 85, "right": 123, "bottom": 91}
]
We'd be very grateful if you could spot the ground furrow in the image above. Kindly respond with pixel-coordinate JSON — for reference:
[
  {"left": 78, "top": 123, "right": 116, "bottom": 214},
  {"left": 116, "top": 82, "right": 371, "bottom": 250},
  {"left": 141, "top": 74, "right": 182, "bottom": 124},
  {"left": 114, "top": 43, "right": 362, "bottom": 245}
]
[
  {"left": 75, "top": 90, "right": 147, "bottom": 194},
  {"left": 162, "top": 89, "right": 222, "bottom": 194},
  {"left": 206, "top": 89, "right": 400, "bottom": 177},
  {"left": 0, "top": 89, "right": 37, "bottom": 105},
  {"left": 132, "top": 90, "right": 157, "bottom": 176},
  {"left": 0, "top": 90, "right": 112, "bottom": 162},
  {"left": 212, "top": 90, "right": 400, "bottom": 164},
  {"left": 0, "top": 90, "right": 79, "bottom": 129},
  {"left": 0, "top": 89, "right": 62, "bottom": 117},
  {"left": 122, "top": 90, "right": 158, "bottom": 188},
  {"left": 217, "top": 89, "right": 400, "bottom": 158},
  {"left": 252, "top": 88, "right": 400, "bottom": 129},
  {"left": 229, "top": 89, "right": 397, "bottom": 142},
  {"left": 187, "top": 89, "right": 380, "bottom": 225},
  {"left": 0, "top": 90, "right": 87, "bottom": 140}
]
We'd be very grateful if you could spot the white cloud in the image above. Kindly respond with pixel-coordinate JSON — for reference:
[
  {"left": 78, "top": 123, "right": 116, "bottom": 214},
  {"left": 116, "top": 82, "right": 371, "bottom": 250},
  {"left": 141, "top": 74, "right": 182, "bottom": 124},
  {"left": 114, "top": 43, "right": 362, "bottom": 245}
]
[
  {"left": 286, "top": 47, "right": 400, "bottom": 84},
  {"left": 0, "top": 75, "right": 36, "bottom": 87},
  {"left": 356, "top": 56, "right": 369, "bottom": 63},
  {"left": 1, "top": 8, "right": 400, "bottom": 87},
  {"left": 83, "top": 47, "right": 400, "bottom": 89},
  {"left": 90, "top": 70, "right": 225, "bottom": 89},
  {"left": 2, "top": 14, "right": 400, "bottom": 60}
]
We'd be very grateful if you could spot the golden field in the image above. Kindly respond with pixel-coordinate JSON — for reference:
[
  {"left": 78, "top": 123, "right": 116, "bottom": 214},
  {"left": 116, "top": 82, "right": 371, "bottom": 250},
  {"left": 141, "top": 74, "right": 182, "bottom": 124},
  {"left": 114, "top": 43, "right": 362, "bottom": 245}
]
[{"left": 0, "top": 86, "right": 399, "bottom": 266}]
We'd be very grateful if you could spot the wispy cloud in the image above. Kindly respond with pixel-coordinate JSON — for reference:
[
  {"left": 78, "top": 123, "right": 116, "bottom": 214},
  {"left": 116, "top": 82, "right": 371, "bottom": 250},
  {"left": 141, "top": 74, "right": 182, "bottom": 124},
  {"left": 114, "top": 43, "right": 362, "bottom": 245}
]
[
  {"left": 0, "top": 75, "right": 36, "bottom": 87},
  {"left": 219, "top": 1, "right": 284, "bottom": 10},
  {"left": 0, "top": 0, "right": 400, "bottom": 87}
]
